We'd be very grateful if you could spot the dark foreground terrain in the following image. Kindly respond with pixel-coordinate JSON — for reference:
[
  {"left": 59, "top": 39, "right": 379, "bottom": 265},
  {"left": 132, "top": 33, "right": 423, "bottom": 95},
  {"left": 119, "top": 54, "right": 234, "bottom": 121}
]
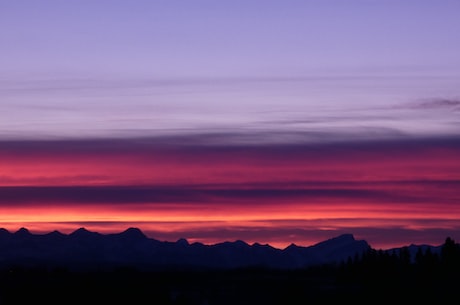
[
  {"left": 0, "top": 262, "right": 458, "bottom": 305},
  {"left": 0, "top": 237, "right": 458, "bottom": 304}
]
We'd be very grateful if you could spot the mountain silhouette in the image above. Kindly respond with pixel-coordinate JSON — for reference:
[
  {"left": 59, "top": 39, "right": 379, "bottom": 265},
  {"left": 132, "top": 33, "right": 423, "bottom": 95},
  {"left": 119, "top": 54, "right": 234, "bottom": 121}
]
[
  {"left": 0, "top": 227, "right": 434, "bottom": 271},
  {"left": 0, "top": 228, "right": 456, "bottom": 305}
]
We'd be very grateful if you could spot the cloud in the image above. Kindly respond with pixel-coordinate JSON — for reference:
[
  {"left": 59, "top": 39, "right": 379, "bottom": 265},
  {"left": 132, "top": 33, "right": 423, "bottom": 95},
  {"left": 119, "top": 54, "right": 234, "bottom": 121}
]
[
  {"left": 2, "top": 73, "right": 460, "bottom": 142},
  {"left": 0, "top": 178, "right": 458, "bottom": 207},
  {"left": 1, "top": 132, "right": 460, "bottom": 153},
  {"left": 0, "top": 186, "right": 417, "bottom": 205},
  {"left": 1, "top": 135, "right": 459, "bottom": 187},
  {"left": 411, "top": 98, "right": 460, "bottom": 110},
  {"left": 1, "top": 135, "right": 458, "bottom": 251}
]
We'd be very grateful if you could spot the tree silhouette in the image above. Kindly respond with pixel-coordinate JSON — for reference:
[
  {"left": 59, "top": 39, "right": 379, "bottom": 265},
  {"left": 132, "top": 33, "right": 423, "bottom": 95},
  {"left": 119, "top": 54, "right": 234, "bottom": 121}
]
[
  {"left": 399, "top": 246, "right": 411, "bottom": 267},
  {"left": 441, "top": 237, "right": 460, "bottom": 272}
]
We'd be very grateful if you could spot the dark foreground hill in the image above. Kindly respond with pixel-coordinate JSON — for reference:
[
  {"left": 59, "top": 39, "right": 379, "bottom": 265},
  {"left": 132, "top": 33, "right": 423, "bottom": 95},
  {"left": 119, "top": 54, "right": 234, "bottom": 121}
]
[
  {"left": 0, "top": 228, "right": 459, "bottom": 304},
  {"left": 1, "top": 242, "right": 459, "bottom": 305}
]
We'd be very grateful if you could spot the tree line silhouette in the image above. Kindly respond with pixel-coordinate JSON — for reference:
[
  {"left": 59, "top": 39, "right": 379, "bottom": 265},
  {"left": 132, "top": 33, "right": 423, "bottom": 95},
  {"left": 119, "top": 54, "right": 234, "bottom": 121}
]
[
  {"left": 339, "top": 236, "right": 460, "bottom": 273},
  {"left": 335, "top": 237, "right": 460, "bottom": 302}
]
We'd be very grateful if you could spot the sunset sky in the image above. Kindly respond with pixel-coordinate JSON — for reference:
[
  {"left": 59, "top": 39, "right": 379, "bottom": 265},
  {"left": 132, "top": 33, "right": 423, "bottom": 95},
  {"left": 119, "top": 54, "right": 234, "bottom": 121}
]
[{"left": 1, "top": 0, "right": 459, "bottom": 250}]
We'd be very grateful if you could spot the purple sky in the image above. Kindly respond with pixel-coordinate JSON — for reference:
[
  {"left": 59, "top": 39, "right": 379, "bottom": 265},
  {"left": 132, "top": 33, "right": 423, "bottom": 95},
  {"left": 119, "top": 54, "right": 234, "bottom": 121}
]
[{"left": 1, "top": 0, "right": 459, "bottom": 141}]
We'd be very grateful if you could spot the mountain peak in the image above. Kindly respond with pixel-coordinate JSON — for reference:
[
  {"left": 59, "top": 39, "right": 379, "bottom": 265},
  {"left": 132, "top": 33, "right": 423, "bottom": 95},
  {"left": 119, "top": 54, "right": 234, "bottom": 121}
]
[
  {"left": 334, "top": 233, "right": 356, "bottom": 242},
  {"left": 285, "top": 243, "right": 299, "bottom": 250},
  {"left": 70, "top": 227, "right": 98, "bottom": 237},
  {"left": 313, "top": 234, "right": 356, "bottom": 247},
  {"left": 120, "top": 227, "right": 147, "bottom": 239},
  {"left": 176, "top": 238, "right": 189, "bottom": 246},
  {"left": 0, "top": 228, "right": 10, "bottom": 235},
  {"left": 45, "top": 230, "right": 66, "bottom": 237},
  {"left": 72, "top": 227, "right": 89, "bottom": 233},
  {"left": 233, "top": 240, "right": 249, "bottom": 247},
  {"left": 14, "top": 227, "right": 31, "bottom": 236}
]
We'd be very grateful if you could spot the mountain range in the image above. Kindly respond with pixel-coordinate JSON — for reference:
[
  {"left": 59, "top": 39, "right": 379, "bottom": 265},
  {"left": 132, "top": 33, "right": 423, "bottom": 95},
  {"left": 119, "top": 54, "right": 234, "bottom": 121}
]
[{"left": 0, "top": 227, "right": 441, "bottom": 271}]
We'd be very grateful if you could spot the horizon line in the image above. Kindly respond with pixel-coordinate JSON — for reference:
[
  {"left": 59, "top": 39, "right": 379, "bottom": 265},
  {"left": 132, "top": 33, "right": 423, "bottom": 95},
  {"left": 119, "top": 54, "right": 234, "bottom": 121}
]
[{"left": 0, "top": 226, "right": 451, "bottom": 251}]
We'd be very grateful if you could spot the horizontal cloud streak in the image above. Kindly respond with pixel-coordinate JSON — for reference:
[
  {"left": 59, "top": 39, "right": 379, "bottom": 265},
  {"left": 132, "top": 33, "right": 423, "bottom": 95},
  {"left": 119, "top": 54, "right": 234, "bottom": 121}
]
[
  {"left": 1, "top": 134, "right": 460, "bottom": 155},
  {"left": 0, "top": 182, "right": 458, "bottom": 206},
  {"left": 0, "top": 135, "right": 459, "bottom": 249},
  {"left": 1, "top": 73, "right": 460, "bottom": 142}
]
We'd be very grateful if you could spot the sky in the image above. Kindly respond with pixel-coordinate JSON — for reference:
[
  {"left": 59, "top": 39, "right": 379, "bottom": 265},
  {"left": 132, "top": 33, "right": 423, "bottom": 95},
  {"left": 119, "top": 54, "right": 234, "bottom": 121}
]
[{"left": 1, "top": 0, "right": 459, "bottom": 250}]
